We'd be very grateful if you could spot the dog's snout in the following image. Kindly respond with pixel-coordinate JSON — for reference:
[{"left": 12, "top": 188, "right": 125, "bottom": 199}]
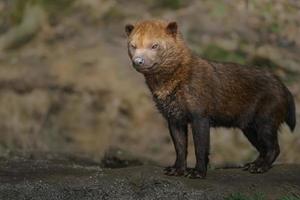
[{"left": 133, "top": 57, "right": 145, "bottom": 66}]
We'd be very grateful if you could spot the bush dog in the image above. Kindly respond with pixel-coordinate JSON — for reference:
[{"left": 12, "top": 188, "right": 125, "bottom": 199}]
[{"left": 125, "top": 20, "right": 296, "bottom": 178}]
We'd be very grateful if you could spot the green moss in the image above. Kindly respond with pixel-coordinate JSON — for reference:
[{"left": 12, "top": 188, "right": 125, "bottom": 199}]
[
  {"left": 225, "top": 192, "right": 265, "bottom": 200},
  {"left": 39, "top": 0, "right": 74, "bottom": 15},
  {"left": 8, "top": 0, "right": 75, "bottom": 25},
  {"left": 201, "top": 44, "right": 247, "bottom": 64},
  {"left": 9, "top": 0, "right": 28, "bottom": 24},
  {"left": 226, "top": 193, "right": 300, "bottom": 200},
  {"left": 199, "top": 44, "right": 299, "bottom": 84},
  {"left": 151, "top": 0, "right": 183, "bottom": 10},
  {"left": 249, "top": 56, "right": 278, "bottom": 70},
  {"left": 249, "top": 56, "right": 300, "bottom": 84},
  {"left": 269, "top": 22, "right": 281, "bottom": 33},
  {"left": 101, "top": 6, "right": 126, "bottom": 22},
  {"left": 211, "top": 2, "right": 227, "bottom": 17},
  {"left": 278, "top": 196, "right": 300, "bottom": 200}
]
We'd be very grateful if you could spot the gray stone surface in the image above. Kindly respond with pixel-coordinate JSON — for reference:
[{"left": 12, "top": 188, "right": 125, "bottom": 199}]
[{"left": 0, "top": 156, "right": 299, "bottom": 200}]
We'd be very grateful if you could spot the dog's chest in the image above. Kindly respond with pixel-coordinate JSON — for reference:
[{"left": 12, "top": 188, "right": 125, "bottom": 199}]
[{"left": 153, "top": 92, "right": 186, "bottom": 120}]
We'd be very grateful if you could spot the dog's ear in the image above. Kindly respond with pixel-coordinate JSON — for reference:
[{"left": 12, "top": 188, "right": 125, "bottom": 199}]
[
  {"left": 166, "top": 21, "right": 178, "bottom": 37},
  {"left": 125, "top": 24, "right": 134, "bottom": 36}
]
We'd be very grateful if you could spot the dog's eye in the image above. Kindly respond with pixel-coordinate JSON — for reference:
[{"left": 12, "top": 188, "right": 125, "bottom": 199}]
[
  {"left": 151, "top": 43, "right": 159, "bottom": 50},
  {"left": 130, "top": 43, "right": 136, "bottom": 49}
]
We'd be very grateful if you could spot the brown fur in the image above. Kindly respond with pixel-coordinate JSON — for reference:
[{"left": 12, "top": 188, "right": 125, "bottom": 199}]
[{"left": 125, "top": 20, "right": 296, "bottom": 178}]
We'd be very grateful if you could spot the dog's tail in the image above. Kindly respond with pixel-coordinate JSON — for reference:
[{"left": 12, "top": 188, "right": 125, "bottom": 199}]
[{"left": 285, "top": 89, "right": 296, "bottom": 132}]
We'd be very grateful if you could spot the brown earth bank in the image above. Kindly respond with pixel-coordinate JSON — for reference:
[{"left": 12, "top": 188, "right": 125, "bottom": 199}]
[{"left": 0, "top": 154, "right": 299, "bottom": 200}]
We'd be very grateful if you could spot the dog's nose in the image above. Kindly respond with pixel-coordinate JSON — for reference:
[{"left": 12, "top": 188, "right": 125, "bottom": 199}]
[{"left": 133, "top": 57, "right": 145, "bottom": 66}]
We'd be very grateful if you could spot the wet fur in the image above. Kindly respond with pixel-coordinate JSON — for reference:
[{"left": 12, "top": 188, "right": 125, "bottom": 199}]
[{"left": 126, "top": 20, "right": 296, "bottom": 178}]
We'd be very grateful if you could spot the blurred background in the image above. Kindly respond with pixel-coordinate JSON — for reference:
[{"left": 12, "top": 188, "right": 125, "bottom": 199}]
[{"left": 0, "top": 0, "right": 299, "bottom": 167}]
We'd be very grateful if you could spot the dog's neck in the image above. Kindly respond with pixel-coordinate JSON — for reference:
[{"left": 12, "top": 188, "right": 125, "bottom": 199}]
[{"left": 144, "top": 62, "right": 190, "bottom": 100}]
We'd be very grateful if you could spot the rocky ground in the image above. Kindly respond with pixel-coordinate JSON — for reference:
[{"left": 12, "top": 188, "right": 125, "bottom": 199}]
[
  {"left": 0, "top": 154, "right": 299, "bottom": 200},
  {"left": 0, "top": 0, "right": 299, "bottom": 166}
]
